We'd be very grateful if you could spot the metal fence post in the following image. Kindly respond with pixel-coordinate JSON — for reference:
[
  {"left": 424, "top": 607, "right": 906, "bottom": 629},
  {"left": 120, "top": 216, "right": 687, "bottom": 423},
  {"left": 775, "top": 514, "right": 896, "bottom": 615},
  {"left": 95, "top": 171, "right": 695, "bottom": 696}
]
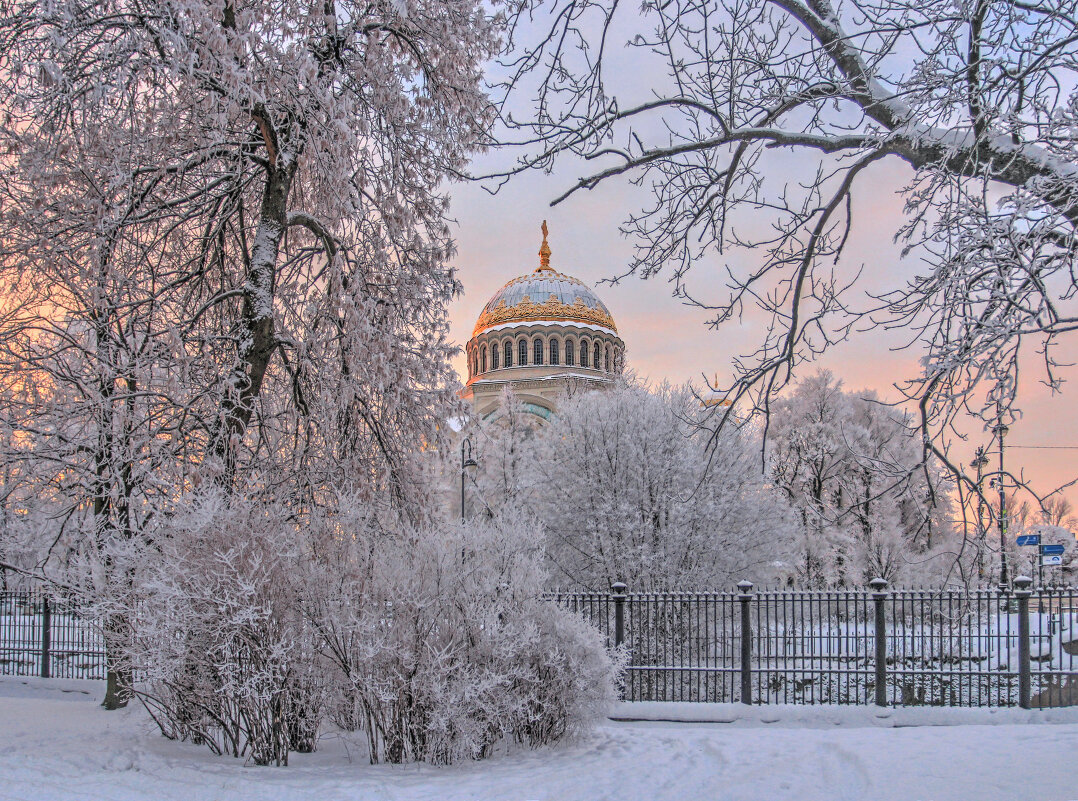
[
  {"left": 611, "top": 582, "right": 627, "bottom": 649},
  {"left": 40, "top": 594, "right": 51, "bottom": 679},
  {"left": 610, "top": 582, "right": 628, "bottom": 701},
  {"left": 1015, "top": 575, "right": 1033, "bottom": 709},
  {"left": 737, "top": 580, "right": 753, "bottom": 705},
  {"left": 869, "top": 578, "right": 889, "bottom": 707}
]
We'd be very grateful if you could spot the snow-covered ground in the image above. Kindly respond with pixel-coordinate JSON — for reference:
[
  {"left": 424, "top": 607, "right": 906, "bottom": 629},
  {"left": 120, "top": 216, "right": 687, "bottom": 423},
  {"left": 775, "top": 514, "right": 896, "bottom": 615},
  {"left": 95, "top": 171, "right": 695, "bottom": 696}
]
[{"left": 3, "top": 677, "right": 1078, "bottom": 801}]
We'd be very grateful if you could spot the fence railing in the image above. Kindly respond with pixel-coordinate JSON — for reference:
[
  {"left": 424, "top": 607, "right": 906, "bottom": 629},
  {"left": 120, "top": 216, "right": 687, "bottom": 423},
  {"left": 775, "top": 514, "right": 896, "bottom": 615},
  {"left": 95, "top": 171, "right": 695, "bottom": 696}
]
[
  {"left": 0, "top": 589, "right": 107, "bottom": 680},
  {"left": 553, "top": 577, "right": 1078, "bottom": 708},
  {"left": 5, "top": 579, "right": 1078, "bottom": 709}
]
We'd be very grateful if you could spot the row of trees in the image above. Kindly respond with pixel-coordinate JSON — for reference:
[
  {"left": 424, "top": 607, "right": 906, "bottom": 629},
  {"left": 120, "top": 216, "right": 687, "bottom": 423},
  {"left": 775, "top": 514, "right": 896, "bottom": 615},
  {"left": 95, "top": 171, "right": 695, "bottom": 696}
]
[{"left": 465, "top": 372, "right": 966, "bottom": 590}]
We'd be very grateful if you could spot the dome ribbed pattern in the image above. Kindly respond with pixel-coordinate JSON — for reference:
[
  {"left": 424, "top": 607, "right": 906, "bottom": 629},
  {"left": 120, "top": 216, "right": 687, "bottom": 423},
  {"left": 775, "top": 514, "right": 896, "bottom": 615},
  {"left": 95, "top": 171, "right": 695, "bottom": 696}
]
[{"left": 473, "top": 271, "right": 617, "bottom": 335}]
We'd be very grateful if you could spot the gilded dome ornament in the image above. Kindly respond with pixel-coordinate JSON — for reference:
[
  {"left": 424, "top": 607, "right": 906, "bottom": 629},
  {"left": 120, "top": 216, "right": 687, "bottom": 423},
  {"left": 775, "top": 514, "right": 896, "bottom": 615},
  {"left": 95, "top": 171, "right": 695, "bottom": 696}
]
[{"left": 538, "top": 220, "right": 552, "bottom": 272}]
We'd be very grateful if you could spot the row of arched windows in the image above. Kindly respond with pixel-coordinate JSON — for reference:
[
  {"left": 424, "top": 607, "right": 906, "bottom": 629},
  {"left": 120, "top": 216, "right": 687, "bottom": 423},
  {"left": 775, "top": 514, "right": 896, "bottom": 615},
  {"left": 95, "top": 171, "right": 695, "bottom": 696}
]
[{"left": 469, "top": 335, "right": 620, "bottom": 376}]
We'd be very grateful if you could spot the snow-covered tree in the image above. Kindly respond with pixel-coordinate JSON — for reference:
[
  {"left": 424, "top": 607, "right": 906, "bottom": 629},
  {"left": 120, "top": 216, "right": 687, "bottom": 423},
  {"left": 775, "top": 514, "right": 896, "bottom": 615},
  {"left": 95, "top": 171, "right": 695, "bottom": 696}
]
[
  {"left": 496, "top": 0, "right": 1078, "bottom": 495},
  {"left": 476, "top": 378, "right": 798, "bottom": 590},
  {"left": 471, "top": 386, "right": 540, "bottom": 514},
  {"left": 0, "top": 0, "right": 500, "bottom": 491},
  {"left": 768, "top": 371, "right": 957, "bottom": 586},
  {"left": 0, "top": 0, "right": 508, "bottom": 706},
  {"left": 0, "top": 197, "right": 195, "bottom": 704}
]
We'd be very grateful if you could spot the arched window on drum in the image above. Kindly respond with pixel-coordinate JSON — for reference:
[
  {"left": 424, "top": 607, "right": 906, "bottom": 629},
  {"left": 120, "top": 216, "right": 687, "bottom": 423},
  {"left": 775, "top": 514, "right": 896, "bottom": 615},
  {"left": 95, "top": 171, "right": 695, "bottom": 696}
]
[
  {"left": 533, "top": 337, "right": 544, "bottom": 366},
  {"left": 580, "top": 339, "right": 589, "bottom": 368},
  {"left": 550, "top": 338, "right": 560, "bottom": 366},
  {"left": 491, "top": 343, "right": 498, "bottom": 370},
  {"left": 518, "top": 338, "right": 528, "bottom": 367},
  {"left": 481, "top": 345, "right": 487, "bottom": 373},
  {"left": 565, "top": 339, "right": 575, "bottom": 366},
  {"left": 504, "top": 340, "right": 512, "bottom": 368},
  {"left": 593, "top": 341, "right": 600, "bottom": 370}
]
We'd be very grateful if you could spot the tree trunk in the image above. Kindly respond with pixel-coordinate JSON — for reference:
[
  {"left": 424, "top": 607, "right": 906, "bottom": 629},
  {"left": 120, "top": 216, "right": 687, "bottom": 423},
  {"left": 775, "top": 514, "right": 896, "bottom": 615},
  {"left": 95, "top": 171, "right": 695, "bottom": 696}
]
[
  {"left": 210, "top": 161, "right": 295, "bottom": 486},
  {"left": 102, "top": 612, "right": 133, "bottom": 710}
]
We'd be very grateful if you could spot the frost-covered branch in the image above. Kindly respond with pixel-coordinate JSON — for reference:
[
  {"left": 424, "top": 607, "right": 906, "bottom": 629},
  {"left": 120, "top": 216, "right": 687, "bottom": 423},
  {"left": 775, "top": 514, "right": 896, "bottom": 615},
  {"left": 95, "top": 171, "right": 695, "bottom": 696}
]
[{"left": 493, "top": 0, "right": 1078, "bottom": 479}]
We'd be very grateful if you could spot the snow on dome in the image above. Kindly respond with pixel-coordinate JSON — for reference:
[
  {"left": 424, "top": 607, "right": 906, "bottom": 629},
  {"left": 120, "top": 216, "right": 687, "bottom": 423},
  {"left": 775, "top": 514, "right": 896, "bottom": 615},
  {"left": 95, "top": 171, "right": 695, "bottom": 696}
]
[{"left": 472, "top": 221, "right": 617, "bottom": 336}]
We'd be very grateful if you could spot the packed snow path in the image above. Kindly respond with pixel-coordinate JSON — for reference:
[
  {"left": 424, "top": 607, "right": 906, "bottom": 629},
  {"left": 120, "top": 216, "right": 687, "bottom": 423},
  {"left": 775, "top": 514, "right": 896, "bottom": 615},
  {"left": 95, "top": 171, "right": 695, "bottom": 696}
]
[{"left": 3, "top": 679, "right": 1078, "bottom": 801}]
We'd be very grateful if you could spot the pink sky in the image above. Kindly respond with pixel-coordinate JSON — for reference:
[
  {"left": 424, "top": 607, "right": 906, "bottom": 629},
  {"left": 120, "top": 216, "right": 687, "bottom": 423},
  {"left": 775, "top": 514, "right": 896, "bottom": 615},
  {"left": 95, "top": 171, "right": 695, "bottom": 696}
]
[{"left": 447, "top": 159, "right": 1078, "bottom": 510}]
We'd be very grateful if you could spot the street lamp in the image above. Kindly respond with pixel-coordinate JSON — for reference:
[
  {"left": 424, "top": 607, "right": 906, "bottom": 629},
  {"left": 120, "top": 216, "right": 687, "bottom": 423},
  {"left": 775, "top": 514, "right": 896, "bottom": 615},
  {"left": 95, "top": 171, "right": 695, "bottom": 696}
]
[
  {"left": 971, "top": 447, "right": 989, "bottom": 581},
  {"left": 460, "top": 435, "right": 478, "bottom": 523},
  {"left": 994, "top": 418, "right": 1010, "bottom": 589}
]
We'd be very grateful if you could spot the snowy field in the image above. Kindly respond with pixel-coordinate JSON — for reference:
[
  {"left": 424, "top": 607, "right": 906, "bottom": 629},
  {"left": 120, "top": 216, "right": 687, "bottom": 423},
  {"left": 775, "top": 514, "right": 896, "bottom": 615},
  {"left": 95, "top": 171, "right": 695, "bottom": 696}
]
[{"left": 3, "top": 678, "right": 1078, "bottom": 801}]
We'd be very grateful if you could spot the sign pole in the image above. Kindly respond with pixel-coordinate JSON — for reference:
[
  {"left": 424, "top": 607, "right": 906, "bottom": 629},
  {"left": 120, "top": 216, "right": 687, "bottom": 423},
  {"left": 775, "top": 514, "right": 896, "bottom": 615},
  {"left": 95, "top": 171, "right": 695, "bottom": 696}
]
[{"left": 1038, "top": 544, "right": 1066, "bottom": 587}]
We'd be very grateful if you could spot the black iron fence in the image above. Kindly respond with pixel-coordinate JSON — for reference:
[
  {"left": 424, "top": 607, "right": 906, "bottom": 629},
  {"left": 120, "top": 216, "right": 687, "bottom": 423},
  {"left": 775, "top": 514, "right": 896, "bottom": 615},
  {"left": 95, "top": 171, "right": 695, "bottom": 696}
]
[
  {"left": 5, "top": 580, "right": 1078, "bottom": 709},
  {"left": 0, "top": 589, "right": 107, "bottom": 679},
  {"left": 553, "top": 578, "right": 1078, "bottom": 708}
]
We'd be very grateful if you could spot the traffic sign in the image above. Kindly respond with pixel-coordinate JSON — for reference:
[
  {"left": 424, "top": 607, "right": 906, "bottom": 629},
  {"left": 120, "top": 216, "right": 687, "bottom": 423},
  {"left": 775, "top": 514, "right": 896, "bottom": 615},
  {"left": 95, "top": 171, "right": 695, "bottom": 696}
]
[
  {"left": 1017, "top": 534, "right": 1041, "bottom": 546},
  {"left": 1041, "top": 544, "right": 1065, "bottom": 555},
  {"left": 1042, "top": 554, "right": 1064, "bottom": 566}
]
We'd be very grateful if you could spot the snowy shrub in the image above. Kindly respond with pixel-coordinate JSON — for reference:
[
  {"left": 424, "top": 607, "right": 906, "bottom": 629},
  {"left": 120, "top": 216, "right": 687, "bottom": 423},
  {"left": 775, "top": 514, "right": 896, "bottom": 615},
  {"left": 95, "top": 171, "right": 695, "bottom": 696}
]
[
  {"left": 306, "top": 507, "right": 621, "bottom": 764},
  {"left": 103, "top": 494, "right": 618, "bottom": 767},
  {"left": 510, "top": 604, "right": 622, "bottom": 748},
  {"left": 111, "top": 493, "right": 326, "bottom": 766}
]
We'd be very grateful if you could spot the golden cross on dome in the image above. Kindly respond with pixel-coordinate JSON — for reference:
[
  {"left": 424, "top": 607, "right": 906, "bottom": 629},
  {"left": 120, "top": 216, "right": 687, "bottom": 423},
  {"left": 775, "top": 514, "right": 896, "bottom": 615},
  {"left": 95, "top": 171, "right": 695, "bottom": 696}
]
[{"left": 537, "top": 219, "right": 552, "bottom": 271}]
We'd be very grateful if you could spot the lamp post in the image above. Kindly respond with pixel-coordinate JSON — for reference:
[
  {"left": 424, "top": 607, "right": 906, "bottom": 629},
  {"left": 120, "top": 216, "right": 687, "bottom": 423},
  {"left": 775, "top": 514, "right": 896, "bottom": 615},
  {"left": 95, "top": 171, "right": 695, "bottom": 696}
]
[
  {"left": 971, "top": 447, "right": 989, "bottom": 581},
  {"left": 460, "top": 435, "right": 478, "bottom": 523},
  {"left": 994, "top": 417, "right": 1010, "bottom": 589}
]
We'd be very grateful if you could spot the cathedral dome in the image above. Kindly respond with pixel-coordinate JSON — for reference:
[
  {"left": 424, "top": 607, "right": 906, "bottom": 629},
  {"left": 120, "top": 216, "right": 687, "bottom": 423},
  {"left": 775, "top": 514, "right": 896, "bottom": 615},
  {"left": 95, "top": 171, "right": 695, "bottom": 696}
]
[
  {"left": 462, "top": 222, "right": 626, "bottom": 420},
  {"left": 472, "top": 234, "right": 617, "bottom": 336}
]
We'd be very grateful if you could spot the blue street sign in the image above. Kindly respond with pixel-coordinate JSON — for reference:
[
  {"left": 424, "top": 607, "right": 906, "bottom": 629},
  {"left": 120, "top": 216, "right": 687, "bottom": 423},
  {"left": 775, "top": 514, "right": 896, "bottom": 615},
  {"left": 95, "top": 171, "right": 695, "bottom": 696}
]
[
  {"left": 1041, "top": 544, "right": 1065, "bottom": 555},
  {"left": 1016, "top": 534, "right": 1041, "bottom": 546},
  {"left": 1042, "top": 555, "right": 1064, "bottom": 566}
]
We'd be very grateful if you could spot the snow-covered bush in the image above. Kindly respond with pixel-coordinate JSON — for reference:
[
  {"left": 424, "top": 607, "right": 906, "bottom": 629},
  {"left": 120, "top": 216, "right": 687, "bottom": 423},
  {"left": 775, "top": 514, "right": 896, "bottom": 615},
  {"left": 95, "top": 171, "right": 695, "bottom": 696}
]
[
  {"left": 105, "top": 495, "right": 618, "bottom": 767},
  {"left": 306, "top": 507, "right": 621, "bottom": 764},
  {"left": 510, "top": 604, "right": 621, "bottom": 748},
  {"left": 104, "top": 494, "right": 324, "bottom": 766}
]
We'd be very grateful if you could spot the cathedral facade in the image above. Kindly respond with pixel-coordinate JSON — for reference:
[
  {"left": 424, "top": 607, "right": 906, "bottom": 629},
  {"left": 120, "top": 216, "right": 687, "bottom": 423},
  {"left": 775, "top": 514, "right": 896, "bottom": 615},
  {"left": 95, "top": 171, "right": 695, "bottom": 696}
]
[{"left": 461, "top": 223, "right": 625, "bottom": 422}]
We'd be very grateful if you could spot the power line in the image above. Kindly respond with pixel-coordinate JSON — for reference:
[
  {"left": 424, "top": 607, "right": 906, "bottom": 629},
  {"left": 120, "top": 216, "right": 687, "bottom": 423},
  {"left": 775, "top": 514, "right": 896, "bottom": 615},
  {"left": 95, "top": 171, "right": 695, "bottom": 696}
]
[{"left": 1007, "top": 445, "right": 1078, "bottom": 450}]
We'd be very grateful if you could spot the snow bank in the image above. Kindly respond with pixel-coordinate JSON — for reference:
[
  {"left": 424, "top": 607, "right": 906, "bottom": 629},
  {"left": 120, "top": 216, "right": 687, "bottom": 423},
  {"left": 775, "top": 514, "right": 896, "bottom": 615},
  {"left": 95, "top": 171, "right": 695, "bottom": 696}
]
[
  {"left": 611, "top": 700, "right": 1078, "bottom": 727},
  {"left": 4, "top": 676, "right": 1078, "bottom": 801}
]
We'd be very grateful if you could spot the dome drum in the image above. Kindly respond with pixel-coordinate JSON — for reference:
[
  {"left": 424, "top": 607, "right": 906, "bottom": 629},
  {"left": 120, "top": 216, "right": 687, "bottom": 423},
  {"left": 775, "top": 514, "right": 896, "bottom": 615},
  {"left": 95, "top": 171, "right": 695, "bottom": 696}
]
[{"left": 466, "top": 323, "right": 623, "bottom": 384}]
